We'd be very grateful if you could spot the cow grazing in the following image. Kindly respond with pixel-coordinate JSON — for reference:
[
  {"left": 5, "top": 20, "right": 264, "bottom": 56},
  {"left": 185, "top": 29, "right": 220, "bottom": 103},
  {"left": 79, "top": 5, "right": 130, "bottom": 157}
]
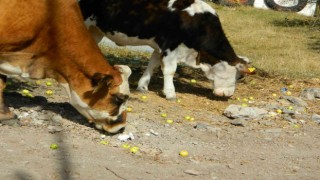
[
  {"left": 79, "top": 0, "right": 251, "bottom": 100},
  {"left": 0, "top": 0, "right": 132, "bottom": 133}
]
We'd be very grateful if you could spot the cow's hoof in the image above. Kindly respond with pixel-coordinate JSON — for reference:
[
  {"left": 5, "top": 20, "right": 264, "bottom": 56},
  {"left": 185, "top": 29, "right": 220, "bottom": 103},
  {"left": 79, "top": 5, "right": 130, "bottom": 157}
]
[
  {"left": 162, "top": 91, "right": 177, "bottom": 100},
  {"left": 137, "top": 86, "right": 149, "bottom": 93}
]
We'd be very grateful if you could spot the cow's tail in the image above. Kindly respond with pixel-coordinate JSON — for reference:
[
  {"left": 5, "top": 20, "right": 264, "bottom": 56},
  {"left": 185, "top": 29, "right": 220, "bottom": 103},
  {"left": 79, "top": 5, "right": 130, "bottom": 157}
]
[{"left": 78, "top": 0, "right": 98, "bottom": 19}]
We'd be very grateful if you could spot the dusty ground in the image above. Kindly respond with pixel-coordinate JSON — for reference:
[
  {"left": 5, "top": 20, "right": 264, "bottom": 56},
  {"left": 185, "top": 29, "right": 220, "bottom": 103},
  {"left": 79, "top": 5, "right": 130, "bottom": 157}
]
[{"left": 0, "top": 61, "right": 320, "bottom": 180}]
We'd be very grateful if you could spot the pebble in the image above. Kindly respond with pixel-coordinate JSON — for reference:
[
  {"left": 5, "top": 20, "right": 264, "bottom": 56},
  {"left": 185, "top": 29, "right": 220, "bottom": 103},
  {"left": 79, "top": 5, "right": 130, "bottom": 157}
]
[
  {"left": 230, "top": 119, "right": 248, "bottom": 127},
  {"left": 224, "top": 105, "right": 268, "bottom": 120},
  {"left": 281, "top": 96, "right": 308, "bottom": 107},
  {"left": 183, "top": 169, "right": 203, "bottom": 176},
  {"left": 311, "top": 113, "right": 320, "bottom": 123},
  {"left": 300, "top": 88, "right": 320, "bottom": 100}
]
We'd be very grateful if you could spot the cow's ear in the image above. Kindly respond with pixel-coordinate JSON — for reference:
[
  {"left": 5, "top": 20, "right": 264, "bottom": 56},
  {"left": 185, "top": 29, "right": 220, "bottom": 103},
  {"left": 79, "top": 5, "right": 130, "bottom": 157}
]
[{"left": 91, "top": 73, "right": 113, "bottom": 94}]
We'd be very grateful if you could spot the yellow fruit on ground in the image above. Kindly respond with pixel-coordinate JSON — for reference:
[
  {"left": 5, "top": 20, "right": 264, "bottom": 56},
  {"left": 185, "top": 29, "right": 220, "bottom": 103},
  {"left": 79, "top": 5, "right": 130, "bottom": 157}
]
[{"left": 179, "top": 150, "right": 189, "bottom": 157}]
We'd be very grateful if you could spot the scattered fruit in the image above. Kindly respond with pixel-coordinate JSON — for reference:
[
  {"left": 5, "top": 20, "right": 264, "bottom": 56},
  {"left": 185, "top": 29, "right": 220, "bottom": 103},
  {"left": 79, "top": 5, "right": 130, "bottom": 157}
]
[
  {"left": 161, "top": 113, "right": 167, "bottom": 118},
  {"left": 141, "top": 95, "right": 147, "bottom": 100},
  {"left": 184, "top": 116, "right": 191, "bottom": 120},
  {"left": 50, "top": 143, "right": 58, "bottom": 150},
  {"left": 130, "top": 146, "right": 139, "bottom": 153},
  {"left": 99, "top": 140, "right": 109, "bottom": 145},
  {"left": 166, "top": 119, "right": 173, "bottom": 124},
  {"left": 22, "top": 89, "right": 30, "bottom": 95},
  {"left": 46, "top": 90, "right": 53, "bottom": 95},
  {"left": 179, "top": 150, "right": 189, "bottom": 157},
  {"left": 241, "top": 103, "right": 248, "bottom": 107},
  {"left": 121, "top": 144, "right": 131, "bottom": 149},
  {"left": 46, "top": 81, "right": 52, "bottom": 86},
  {"left": 276, "top": 109, "right": 282, "bottom": 114},
  {"left": 190, "top": 79, "right": 197, "bottom": 83},
  {"left": 176, "top": 99, "right": 182, "bottom": 103},
  {"left": 249, "top": 97, "right": 254, "bottom": 100},
  {"left": 288, "top": 106, "right": 293, "bottom": 110},
  {"left": 272, "top": 93, "right": 277, "bottom": 97},
  {"left": 248, "top": 67, "right": 256, "bottom": 73},
  {"left": 286, "top": 91, "right": 292, "bottom": 95},
  {"left": 126, "top": 107, "right": 133, "bottom": 112},
  {"left": 243, "top": 98, "right": 248, "bottom": 102},
  {"left": 289, "top": 85, "right": 294, "bottom": 88}
]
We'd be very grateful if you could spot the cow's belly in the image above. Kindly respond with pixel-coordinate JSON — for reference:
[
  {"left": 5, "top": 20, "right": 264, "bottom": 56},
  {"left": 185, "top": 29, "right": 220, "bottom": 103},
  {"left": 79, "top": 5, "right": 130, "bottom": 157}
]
[
  {"left": 105, "top": 32, "right": 159, "bottom": 50},
  {"left": 0, "top": 52, "right": 44, "bottom": 78}
]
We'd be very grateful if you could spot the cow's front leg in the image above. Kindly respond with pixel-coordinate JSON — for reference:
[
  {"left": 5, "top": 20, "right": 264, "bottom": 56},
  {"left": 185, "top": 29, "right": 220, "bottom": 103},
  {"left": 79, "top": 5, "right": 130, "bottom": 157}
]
[
  {"left": 0, "top": 75, "right": 17, "bottom": 123},
  {"left": 137, "top": 50, "right": 161, "bottom": 92},
  {"left": 161, "top": 53, "right": 177, "bottom": 100}
]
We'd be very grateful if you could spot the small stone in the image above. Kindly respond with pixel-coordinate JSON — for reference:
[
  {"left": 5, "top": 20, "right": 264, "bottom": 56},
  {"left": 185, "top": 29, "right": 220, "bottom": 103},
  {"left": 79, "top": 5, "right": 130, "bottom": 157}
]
[
  {"left": 300, "top": 88, "right": 320, "bottom": 100},
  {"left": 230, "top": 119, "right": 248, "bottom": 127},
  {"left": 184, "top": 169, "right": 202, "bottom": 176},
  {"left": 311, "top": 113, "right": 320, "bottom": 123},
  {"left": 282, "top": 96, "right": 308, "bottom": 107},
  {"left": 47, "top": 125, "right": 64, "bottom": 133}
]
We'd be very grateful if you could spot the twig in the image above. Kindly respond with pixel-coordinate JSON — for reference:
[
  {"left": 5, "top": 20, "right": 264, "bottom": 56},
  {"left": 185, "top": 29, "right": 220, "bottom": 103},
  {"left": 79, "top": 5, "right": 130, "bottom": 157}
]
[{"left": 105, "top": 167, "right": 127, "bottom": 180}]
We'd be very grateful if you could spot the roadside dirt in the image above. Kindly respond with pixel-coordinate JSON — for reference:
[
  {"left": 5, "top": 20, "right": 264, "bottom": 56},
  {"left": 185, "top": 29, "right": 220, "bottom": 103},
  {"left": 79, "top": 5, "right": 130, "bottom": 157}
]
[{"left": 0, "top": 62, "right": 320, "bottom": 180}]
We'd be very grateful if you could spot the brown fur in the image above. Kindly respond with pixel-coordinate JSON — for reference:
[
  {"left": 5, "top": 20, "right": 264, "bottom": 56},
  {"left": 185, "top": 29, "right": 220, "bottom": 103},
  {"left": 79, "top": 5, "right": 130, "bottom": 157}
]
[{"left": 0, "top": 0, "right": 127, "bottom": 132}]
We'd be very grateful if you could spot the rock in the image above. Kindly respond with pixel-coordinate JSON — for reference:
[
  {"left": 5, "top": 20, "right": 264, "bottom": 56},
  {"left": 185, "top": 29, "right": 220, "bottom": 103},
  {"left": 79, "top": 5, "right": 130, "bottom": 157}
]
[
  {"left": 311, "top": 113, "right": 320, "bottom": 123},
  {"left": 281, "top": 96, "right": 308, "bottom": 107},
  {"left": 265, "top": 128, "right": 282, "bottom": 134},
  {"left": 300, "top": 88, "right": 320, "bottom": 100},
  {"left": 230, "top": 119, "right": 248, "bottom": 127},
  {"left": 224, "top": 105, "right": 268, "bottom": 120},
  {"left": 0, "top": 119, "right": 20, "bottom": 127},
  {"left": 184, "top": 169, "right": 203, "bottom": 176},
  {"left": 47, "top": 125, "right": 64, "bottom": 133}
]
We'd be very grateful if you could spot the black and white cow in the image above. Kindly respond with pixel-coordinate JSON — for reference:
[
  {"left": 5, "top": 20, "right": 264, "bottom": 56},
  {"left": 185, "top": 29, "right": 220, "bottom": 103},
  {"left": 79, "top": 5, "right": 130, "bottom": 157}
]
[{"left": 79, "top": 0, "right": 251, "bottom": 100}]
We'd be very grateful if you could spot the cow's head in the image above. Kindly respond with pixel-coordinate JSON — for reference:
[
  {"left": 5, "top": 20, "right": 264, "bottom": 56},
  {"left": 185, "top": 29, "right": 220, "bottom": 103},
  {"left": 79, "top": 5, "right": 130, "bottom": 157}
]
[
  {"left": 199, "top": 54, "right": 251, "bottom": 97},
  {"left": 64, "top": 65, "right": 131, "bottom": 134}
]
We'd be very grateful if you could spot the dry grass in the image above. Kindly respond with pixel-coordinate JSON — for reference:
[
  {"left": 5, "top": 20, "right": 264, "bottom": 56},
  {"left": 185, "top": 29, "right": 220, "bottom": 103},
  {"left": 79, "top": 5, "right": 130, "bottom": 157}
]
[
  {"left": 100, "top": 4, "right": 320, "bottom": 78},
  {"left": 212, "top": 4, "right": 320, "bottom": 78}
]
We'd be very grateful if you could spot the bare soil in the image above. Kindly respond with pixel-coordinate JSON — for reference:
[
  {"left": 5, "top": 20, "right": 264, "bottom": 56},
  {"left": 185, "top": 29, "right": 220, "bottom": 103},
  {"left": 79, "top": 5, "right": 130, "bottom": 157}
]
[{"left": 0, "top": 64, "right": 320, "bottom": 180}]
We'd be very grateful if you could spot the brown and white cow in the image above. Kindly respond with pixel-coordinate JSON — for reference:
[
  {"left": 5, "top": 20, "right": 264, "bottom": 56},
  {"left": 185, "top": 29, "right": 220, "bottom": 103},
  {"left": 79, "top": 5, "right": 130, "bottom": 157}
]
[
  {"left": 79, "top": 0, "right": 252, "bottom": 100},
  {"left": 0, "top": 0, "right": 131, "bottom": 133}
]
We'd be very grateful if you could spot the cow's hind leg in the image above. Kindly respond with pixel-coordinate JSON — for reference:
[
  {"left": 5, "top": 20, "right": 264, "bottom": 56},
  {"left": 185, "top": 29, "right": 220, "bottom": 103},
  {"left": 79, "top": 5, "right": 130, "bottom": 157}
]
[
  {"left": 0, "top": 75, "right": 17, "bottom": 125},
  {"left": 137, "top": 50, "right": 161, "bottom": 92}
]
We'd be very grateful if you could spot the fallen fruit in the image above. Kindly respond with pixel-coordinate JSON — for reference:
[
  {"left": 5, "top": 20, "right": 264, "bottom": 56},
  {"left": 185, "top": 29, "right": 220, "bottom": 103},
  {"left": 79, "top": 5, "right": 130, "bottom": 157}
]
[
  {"left": 248, "top": 67, "right": 256, "bottom": 73},
  {"left": 141, "top": 95, "right": 147, "bottom": 100},
  {"left": 46, "top": 81, "right": 52, "bottom": 86},
  {"left": 22, "top": 89, "right": 30, "bottom": 95},
  {"left": 272, "top": 93, "right": 277, "bottom": 97},
  {"left": 46, "top": 90, "right": 53, "bottom": 95},
  {"left": 286, "top": 91, "right": 292, "bottom": 95},
  {"left": 166, "top": 119, "right": 173, "bottom": 124},
  {"left": 126, "top": 107, "right": 133, "bottom": 112},
  {"left": 50, "top": 143, "right": 58, "bottom": 150},
  {"left": 161, "top": 113, "right": 167, "bottom": 118},
  {"left": 130, "top": 146, "right": 139, "bottom": 153},
  {"left": 276, "top": 109, "right": 282, "bottom": 114},
  {"left": 249, "top": 97, "right": 254, "bottom": 100},
  {"left": 288, "top": 106, "right": 293, "bottom": 110},
  {"left": 190, "top": 79, "right": 197, "bottom": 83},
  {"left": 184, "top": 116, "right": 191, "bottom": 120},
  {"left": 179, "top": 150, "right": 189, "bottom": 157},
  {"left": 121, "top": 144, "right": 131, "bottom": 149},
  {"left": 241, "top": 103, "right": 248, "bottom": 107},
  {"left": 99, "top": 140, "right": 109, "bottom": 145},
  {"left": 176, "top": 99, "right": 182, "bottom": 103}
]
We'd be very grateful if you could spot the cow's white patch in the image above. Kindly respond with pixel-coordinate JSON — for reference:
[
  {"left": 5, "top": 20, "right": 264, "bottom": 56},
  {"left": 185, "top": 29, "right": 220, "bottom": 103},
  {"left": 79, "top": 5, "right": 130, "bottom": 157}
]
[
  {"left": 200, "top": 61, "right": 238, "bottom": 97},
  {"left": 184, "top": 0, "right": 217, "bottom": 16},
  {"left": 168, "top": 0, "right": 177, "bottom": 11},
  {"left": 60, "top": 83, "right": 117, "bottom": 121}
]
